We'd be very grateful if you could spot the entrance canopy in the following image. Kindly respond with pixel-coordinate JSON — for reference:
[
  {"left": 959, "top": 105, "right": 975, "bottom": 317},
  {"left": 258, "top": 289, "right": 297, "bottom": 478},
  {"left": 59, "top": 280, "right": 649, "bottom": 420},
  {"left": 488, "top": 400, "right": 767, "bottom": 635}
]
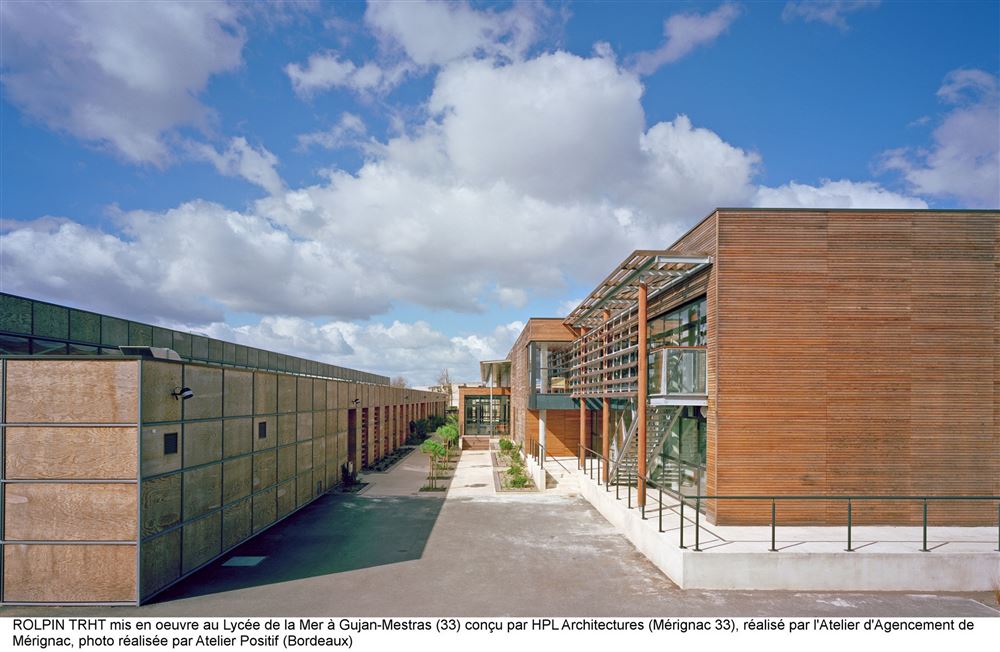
[{"left": 563, "top": 250, "right": 712, "bottom": 328}]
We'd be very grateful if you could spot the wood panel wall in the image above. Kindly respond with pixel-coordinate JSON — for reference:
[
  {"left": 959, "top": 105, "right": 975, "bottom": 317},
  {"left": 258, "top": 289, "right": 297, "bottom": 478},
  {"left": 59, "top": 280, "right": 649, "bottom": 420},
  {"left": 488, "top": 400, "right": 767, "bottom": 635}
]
[
  {"left": 713, "top": 210, "right": 999, "bottom": 525},
  {"left": 1, "top": 357, "right": 445, "bottom": 605},
  {"left": 2, "top": 359, "right": 140, "bottom": 603}
]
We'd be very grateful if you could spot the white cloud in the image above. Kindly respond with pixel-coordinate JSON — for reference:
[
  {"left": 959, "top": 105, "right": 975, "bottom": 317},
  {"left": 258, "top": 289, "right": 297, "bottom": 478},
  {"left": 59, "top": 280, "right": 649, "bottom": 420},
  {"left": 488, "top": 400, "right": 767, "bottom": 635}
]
[
  {"left": 3, "top": 50, "right": 768, "bottom": 327},
  {"left": 192, "top": 137, "right": 285, "bottom": 195},
  {"left": 204, "top": 316, "right": 522, "bottom": 385},
  {"left": 632, "top": 3, "right": 741, "bottom": 75},
  {"left": 0, "top": 1, "right": 245, "bottom": 165},
  {"left": 782, "top": 1, "right": 880, "bottom": 31},
  {"left": 496, "top": 287, "right": 528, "bottom": 309},
  {"left": 754, "top": 179, "right": 928, "bottom": 209},
  {"left": 364, "top": 0, "right": 544, "bottom": 67},
  {"left": 284, "top": 51, "right": 409, "bottom": 97},
  {"left": 880, "top": 69, "right": 999, "bottom": 208},
  {"left": 297, "top": 113, "right": 368, "bottom": 150}
]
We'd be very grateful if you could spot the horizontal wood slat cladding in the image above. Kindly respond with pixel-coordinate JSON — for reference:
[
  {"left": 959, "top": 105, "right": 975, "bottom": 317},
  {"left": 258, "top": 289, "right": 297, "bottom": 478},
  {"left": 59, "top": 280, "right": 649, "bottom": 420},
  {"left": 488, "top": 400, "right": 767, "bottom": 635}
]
[
  {"left": 5, "top": 426, "right": 137, "bottom": 479},
  {"left": 4, "top": 544, "right": 136, "bottom": 602},
  {"left": 714, "top": 210, "right": 998, "bottom": 525},
  {"left": 525, "top": 409, "right": 594, "bottom": 457},
  {"left": 5, "top": 359, "right": 138, "bottom": 423}
]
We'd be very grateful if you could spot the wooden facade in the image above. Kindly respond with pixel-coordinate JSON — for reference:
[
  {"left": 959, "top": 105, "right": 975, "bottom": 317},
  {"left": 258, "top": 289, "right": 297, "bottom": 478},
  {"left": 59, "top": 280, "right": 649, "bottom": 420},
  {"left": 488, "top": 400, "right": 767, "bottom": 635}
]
[{"left": 0, "top": 356, "right": 446, "bottom": 605}]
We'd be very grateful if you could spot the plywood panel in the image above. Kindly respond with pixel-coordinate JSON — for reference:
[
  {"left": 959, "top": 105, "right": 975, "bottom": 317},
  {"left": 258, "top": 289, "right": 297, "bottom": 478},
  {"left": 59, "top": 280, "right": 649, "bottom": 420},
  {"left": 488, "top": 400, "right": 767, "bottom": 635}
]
[
  {"left": 313, "top": 380, "right": 326, "bottom": 411},
  {"left": 296, "top": 441, "right": 313, "bottom": 472},
  {"left": 223, "top": 369, "right": 253, "bottom": 417},
  {"left": 140, "top": 530, "right": 180, "bottom": 599},
  {"left": 277, "top": 375, "right": 296, "bottom": 413},
  {"left": 277, "top": 414, "right": 296, "bottom": 446},
  {"left": 296, "top": 470, "right": 312, "bottom": 507},
  {"left": 222, "top": 456, "right": 252, "bottom": 505},
  {"left": 182, "top": 365, "right": 222, "bottom": 420},
  {"left": 4, "top": 543, "right": 136, "bottom": 602},
  {"left": 222, "top": 498, "right": 251, "bottom": 551},
  {"left": 252, "top": 487, "right": 276, "bottom": 533},
  {"left": 254, "top": 372, "right": 277, "bottom": 415},
  {"left": 141, "top": 426, "right": 182, "bottom": 477},
  {"left": 297, "top": 377, "right": 313, "bottom": 411},
  {"left": 223, "top": 418, "right": 252, "bottom": 458},
  {"left": 276, "top": 480, "right": 294, "bottom": 517},
  {"left": 182, "top": 464, "right": 221, "bottom": 520},
  {"left": 253, "top": 416, "right": 276, "bottom": 451},
  {"left": 141, "top": 474, "right": 181, "bottom": 537},
  {"left": 182, "top": 512, "right": 221, "bottom": 574},
  {"left": 253, "top": 449, "right": 276, "bottom": 491},
  {"left": 6, "top": 426, "right": 137, "bottom": 479},
  {"left": 183, "top": 420, "right": 222, "bottom": 467},
  {"left": 296, "top": 412, "right": 313, "bottom": 442},
  {"left": 313, "top": 436, "right": 326, "bottom": 469},
  {"left": 277, "top": 445, "right": 296, "bottom": 482},
  {"left": 5, "top": 483, "right": 137, "bottom": 541},
  {"left": 6, "top": 360, "right": 138, "bottom": 423},
  {"left": 140, "top": 361, "right": 182, "bottom": 424}
]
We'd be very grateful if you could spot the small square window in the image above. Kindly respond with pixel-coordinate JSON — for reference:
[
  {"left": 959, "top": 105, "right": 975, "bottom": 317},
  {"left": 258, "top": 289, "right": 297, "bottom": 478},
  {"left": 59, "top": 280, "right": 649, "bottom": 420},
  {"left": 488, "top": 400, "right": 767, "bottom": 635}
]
[
  {"left": 164, "top": 432, "right": 178, "bottom": 455},
  {"left": 258, "top": 422, "right": 267, "bottom": 439}
]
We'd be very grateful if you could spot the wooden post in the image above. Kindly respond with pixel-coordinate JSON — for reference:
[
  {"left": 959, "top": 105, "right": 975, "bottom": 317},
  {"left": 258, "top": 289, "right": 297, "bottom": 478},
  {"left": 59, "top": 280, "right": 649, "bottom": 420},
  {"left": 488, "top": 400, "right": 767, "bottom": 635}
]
[
  {"left": 579, "top": 326, "right": 588, "bottom": 467},
  {"left": 601, "top": 310, "right": 611, "bottom": 484},
  {"left": 637, "top": 282, "right": 648, "bottom": 507}
]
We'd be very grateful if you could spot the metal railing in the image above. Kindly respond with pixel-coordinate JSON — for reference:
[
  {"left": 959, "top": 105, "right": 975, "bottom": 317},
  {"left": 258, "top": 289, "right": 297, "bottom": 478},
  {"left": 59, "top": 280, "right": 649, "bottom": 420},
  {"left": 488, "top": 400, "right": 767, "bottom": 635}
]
[{"left": 573, "top": 452, "right": 1000, "bottom": 553}]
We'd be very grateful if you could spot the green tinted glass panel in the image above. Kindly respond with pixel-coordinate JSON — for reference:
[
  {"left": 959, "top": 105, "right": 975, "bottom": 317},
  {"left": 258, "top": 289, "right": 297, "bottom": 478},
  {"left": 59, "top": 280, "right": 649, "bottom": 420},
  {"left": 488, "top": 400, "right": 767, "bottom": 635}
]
[
  {"left": 208, "top": 338, "right": 224, "bottom": 362},
  {"left": 69, "top": 309, "right": 101, "bottom": 343},
  {"left": 152, "top": 326, "right": 173, "bottom": 348},
  {"left": 32, "top": 338, "right": 68, "bottom": 355},
  {"left": 172, "top": 332, "right": 192, "bottom": 358},
  {"left": 223, "top": 342, "right": 236, "bottom": 364},
  {"left": 100, "top": 316, "right": 129, "bottom": 347},
  {"left": 0, "top": 334, "right": 31, "bottom": 354},
  {"left": 33, "top": 302, "right": 69, "bottom": 339},
  {"left": 191, "top": 335, "right": 209, "bottom": 360},
  {"left": 128, "top": 322, "right": 153, "bottom": 346},
  {"left": 68, "top": 343, "right": 100, "bottom": 355},
  {"left": 0, "top": 295, "right": 32, "bottom": 334}
]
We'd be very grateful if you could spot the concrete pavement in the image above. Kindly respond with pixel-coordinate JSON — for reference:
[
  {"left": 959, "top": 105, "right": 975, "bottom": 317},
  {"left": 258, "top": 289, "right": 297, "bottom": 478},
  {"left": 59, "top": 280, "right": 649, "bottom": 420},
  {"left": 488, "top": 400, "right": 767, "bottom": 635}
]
[{"left": 1, "top": 449, "right": 997, "bottom": 617}]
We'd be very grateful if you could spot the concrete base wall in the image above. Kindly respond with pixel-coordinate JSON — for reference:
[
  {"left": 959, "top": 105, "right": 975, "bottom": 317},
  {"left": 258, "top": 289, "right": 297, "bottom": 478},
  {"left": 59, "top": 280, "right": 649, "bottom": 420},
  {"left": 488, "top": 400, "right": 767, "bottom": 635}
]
[{"left": 577, "top": 470, "right": 1000, "bottom": 591}]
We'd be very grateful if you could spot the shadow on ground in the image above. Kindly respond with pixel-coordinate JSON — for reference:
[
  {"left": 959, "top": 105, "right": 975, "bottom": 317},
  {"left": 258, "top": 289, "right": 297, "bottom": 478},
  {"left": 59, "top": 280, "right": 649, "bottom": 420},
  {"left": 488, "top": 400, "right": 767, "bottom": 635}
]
[{"left": 151, "top": 492, "right": 445, "bottom": 603}]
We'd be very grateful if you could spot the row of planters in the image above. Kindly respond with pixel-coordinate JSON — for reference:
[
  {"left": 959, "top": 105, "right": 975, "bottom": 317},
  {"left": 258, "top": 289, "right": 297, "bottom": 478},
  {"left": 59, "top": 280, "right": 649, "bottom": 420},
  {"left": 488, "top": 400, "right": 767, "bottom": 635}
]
[
  {"left": 495, "top": 438, "right": 535, "bottom": 490},
  {"left": 419, "top": 415, "right": 461, "bottom": 492}
]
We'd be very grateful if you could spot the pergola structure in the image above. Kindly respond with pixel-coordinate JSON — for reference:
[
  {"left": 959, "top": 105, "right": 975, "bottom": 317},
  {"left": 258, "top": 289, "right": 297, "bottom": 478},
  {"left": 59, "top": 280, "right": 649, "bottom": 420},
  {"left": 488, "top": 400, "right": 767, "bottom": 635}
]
[{"left": 562, "top": 250, "right": 712, "bottom": 505}]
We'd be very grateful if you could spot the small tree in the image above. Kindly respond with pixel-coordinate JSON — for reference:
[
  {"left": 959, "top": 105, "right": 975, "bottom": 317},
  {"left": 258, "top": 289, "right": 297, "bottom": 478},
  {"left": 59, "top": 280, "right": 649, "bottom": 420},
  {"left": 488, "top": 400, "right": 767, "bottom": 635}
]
[
  {"left": 437, "top": 423, "right": 459, "bottom": 460},
  {"left": 420, "top": 438, "right": 446, "bottom": 488},
  {"left": 391, "top": 376, "right": 408, "bottom": 388}
]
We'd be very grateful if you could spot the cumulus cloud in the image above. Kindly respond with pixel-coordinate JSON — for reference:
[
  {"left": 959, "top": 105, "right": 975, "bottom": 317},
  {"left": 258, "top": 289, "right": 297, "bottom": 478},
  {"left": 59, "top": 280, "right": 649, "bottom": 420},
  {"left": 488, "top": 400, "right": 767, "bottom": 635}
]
[
  {"left": 632, "top": 3, "right": 741, "bottom": 75},
  {"left": 0, "top": 1, "right": 245, "bottom": 165},
  {"left": 782, "top": 1, "right": 880, "bottom": 31},
  {"left": 297, "top": 113, "right": 368, "bottom": 150},
  {"left": 285, "top": 51, "right": 408, "bottom": 97},
  {"left": 879, "top": 69, "right": 999, "bottom": 207},
  {"left": 204, "top": 316, "right": 523, "bottom": 384},
  {"left": 754, "top": 179, "right": 928, "bottom": 209},
  {"left": 364, "top": 0, "right": 545, "bottom": 67},
  {"left": 2, "top": 50, "right": 769, "bottom": 327},
  {"left": 191, "top": 137, "right": 285, "bottom": 195}
]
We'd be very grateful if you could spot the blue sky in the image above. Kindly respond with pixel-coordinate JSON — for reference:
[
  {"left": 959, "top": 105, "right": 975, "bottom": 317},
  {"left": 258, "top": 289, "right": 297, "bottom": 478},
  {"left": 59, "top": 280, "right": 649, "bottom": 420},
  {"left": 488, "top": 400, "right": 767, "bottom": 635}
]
[{"left": 2, "top": 1, "right": 998, "bottom": 384}]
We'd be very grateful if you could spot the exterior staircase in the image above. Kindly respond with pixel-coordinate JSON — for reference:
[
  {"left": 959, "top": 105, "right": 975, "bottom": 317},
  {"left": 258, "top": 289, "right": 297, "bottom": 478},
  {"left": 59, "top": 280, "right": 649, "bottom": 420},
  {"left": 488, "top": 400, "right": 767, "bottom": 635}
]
[
  {"left": 610, "top": 406, "right": 681, "bottom": 487},
  {"left": 544, "top": 458, "right": 580, "bottom": 493}
]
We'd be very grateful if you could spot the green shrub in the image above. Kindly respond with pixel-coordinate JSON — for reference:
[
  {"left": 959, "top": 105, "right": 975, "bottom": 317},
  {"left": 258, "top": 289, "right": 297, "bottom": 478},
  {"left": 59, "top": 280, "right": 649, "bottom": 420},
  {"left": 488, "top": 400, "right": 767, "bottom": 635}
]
[
  {"left": 498, "top": 438, "right": 514, "bottom": 452},
  {"left": 509, "top": 473, "right": 530, "bottom": 488}
]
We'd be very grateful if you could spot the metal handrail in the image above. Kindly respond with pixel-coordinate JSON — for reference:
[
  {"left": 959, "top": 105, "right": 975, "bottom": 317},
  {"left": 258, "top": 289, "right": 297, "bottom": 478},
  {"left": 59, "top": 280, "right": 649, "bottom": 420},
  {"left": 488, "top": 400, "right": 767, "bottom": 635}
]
[{"left": 659, "top": 481, "right": 1000, "bottom": 554}]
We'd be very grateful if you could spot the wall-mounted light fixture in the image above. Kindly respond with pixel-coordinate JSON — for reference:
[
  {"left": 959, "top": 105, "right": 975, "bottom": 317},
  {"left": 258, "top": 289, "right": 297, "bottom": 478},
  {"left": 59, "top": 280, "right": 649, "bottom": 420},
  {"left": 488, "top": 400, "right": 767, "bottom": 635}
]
[
  {"left": 352, "top": 398, "right": 361, "bottom": 406},
  {"left": 172, "top": 386, "right": 195, "bottom": 400}
]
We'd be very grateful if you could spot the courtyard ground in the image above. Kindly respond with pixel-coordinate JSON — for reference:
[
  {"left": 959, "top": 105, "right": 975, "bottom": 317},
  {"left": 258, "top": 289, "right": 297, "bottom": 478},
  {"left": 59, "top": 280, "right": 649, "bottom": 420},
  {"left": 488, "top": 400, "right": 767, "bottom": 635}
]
[{"left": 1, "top": 448, "right": 996, "bottom": 617}]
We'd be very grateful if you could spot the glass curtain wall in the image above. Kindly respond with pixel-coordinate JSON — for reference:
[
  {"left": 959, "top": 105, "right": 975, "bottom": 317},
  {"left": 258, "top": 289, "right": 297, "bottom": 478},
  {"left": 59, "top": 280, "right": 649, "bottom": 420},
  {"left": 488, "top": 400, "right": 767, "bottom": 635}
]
[
  {"left": 648, "top": 405, "right": 707, "bottom": 498},
  {"left": 463, "top": 395, "right": 510, "bottom": 436}
]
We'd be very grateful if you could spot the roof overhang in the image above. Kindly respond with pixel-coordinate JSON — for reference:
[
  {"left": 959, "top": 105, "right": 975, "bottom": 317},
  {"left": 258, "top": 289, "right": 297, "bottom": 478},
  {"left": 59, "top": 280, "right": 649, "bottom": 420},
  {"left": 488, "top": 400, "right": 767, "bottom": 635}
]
[
  {"left": 479, "top": 359, "right": 511, "bottom": 384},
  {"left": 564, "top": 250, "right": 712, "bottom": 328}
]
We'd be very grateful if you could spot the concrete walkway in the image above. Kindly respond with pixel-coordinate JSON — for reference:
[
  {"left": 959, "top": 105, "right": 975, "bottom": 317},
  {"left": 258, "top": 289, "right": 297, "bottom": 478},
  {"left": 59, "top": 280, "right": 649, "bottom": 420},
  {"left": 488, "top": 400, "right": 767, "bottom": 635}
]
[{"left": 2, "top": 449, "right": 997, "bottom": 617}]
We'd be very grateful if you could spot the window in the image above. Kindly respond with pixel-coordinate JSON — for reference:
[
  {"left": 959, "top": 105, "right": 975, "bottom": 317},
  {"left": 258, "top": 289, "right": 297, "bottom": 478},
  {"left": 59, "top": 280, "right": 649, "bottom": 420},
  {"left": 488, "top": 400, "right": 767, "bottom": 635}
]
[
  {"left": 258, "top": 421, "right": 267, "bottom": 439},
  {"left": 647, "top": 296, "right": 706, "bottom": 347}
]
